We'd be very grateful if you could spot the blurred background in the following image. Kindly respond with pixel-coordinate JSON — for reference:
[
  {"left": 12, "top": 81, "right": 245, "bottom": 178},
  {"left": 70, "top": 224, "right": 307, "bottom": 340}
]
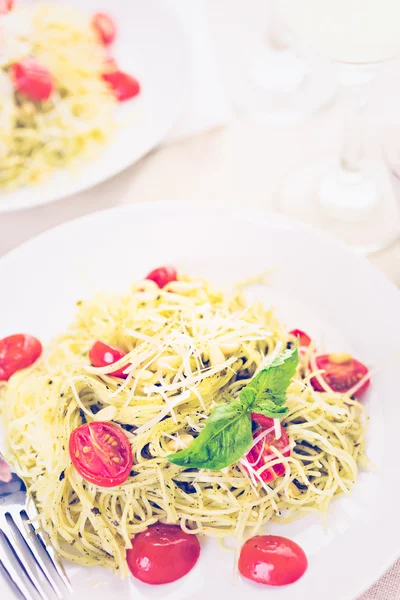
[{"left": 1, "top": 0, "right": 400, "bottom": 278}]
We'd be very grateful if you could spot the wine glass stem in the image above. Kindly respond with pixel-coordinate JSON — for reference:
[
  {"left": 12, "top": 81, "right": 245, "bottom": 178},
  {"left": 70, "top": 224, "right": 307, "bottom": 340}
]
[
  {"left": 340, "top": 81, "right": 367, "bottom": 173},
  {"left": 266, "top": 0, "right": 290, "bottom": 50}
]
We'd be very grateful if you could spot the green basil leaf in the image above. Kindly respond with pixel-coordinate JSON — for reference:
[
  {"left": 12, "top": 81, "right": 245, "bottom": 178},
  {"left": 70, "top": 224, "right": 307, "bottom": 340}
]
[
  {"left": 239, "top": 387, "right": 255, "bottom": 408},
  {"left": 241, "top": 342, "right": 299, "bottom": 413},
  {"left": 251, "top": 400, "right": 289, "bottom": 418},
  {"left": 167, "top": 401, "right": 253, "bottom": 470}
]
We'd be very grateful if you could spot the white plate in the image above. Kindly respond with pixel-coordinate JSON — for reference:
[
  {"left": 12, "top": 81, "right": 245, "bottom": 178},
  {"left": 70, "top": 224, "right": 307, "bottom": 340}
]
[
  {"left": 0, "top": 203, "right": 399, "bottom": 600},
  {"left": 0, "top": 0, "right": 189, "bottom": 213}
]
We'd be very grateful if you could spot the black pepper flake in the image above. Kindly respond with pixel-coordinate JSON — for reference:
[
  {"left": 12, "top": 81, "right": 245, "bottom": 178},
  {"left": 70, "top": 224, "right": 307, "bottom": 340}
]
[
  {"left": 78, "top": 532, "right": 82, "bottom": 538},
  {"left": 48, "top": 380, "right": 53, "bottom": 385},
  {"left": 112, "top": 520, "right": 119, "bottom": 527},
  {"left": 59, "top": 471, "right": 65, "bottom": 481},
  {"left": 91, "top": 507, "right": 101, "bottom": 515}
]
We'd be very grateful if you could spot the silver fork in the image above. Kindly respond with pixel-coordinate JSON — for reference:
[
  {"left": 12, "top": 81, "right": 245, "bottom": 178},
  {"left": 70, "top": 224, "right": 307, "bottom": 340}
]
[{"left": 0, "top": 469, "right": 72, "bottom": 600}]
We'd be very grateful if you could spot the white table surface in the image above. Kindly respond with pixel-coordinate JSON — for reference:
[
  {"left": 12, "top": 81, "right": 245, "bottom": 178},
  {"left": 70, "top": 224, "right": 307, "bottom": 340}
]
[{"left": 0, "top": 1, "right": 399, "bottom": 599}]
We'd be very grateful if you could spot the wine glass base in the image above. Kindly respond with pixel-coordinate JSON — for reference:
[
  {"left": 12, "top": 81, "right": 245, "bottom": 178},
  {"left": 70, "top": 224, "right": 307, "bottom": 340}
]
[
  {"left": 279, "top": 157, "right": 400, "bottom": 254},
  {"left": 237, "top": 47, "right": 336, "bottom": 125}
]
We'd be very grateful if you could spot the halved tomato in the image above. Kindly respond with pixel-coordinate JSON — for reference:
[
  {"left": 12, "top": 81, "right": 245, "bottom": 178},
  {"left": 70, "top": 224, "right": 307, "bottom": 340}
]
[
  {"left": 289, "top": 329, "right": 311, "bottom": 347},
  {"left": 69, "top": 422, "right": 132, "bottom": 487},
  {"left": 11, "top": 58, "right": 53, "bottom": 101},
  {"left": 127, "top": 524, "right": 200, "bottom": 584},
  {"left": 239, "top": 535, "right": 308, "bottom": 586},
  {"left": 310, "top": 353, "right": 370, "bottom": 398},
  {"left": 92, "top": 12, "right": 117, "bottom": 45},
  {"left": 145, "top": 266, "right": 177, "bottom": 288},
  {"left": 89, "top": 340, "right": 130, "bottom": 378},
  {"left": 102, "top": 70, "right": 140, "bottom": 102},
  {"left": 245, "top": 414, "right": 291, "bottom": 483},
  {"left": 0, "top": 334, "right": 42, "bottom": 381}
]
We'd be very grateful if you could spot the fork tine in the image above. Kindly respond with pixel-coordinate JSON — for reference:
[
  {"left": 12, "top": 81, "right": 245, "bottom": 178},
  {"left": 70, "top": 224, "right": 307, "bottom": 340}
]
[
  {"left": 24, "top": 504, "right": 73, "bottom": 593},
  {"left": 0, "top": 515, "right": 52, "bottom": 600},
  {"left": 0, "top": 557, "right": 29, "bottom": 600},
  {"left": 0, "top": 531, "right": 40, "bottom": 600},
  {"left": 11, "top": 510, "right": 65, "bottom": 599},
  {"left": 17, "top": 510, "right": 72, "bottom": 598}
]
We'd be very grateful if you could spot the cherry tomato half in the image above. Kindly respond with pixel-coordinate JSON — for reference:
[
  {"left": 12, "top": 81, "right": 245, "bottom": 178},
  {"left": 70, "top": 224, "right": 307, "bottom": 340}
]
[
  {"left": 145, "top": 266, "right": 177, "bottom": 289},
  {"left": 245, "top": 414, "right": 291, "bottom": 483},
  {"left": 92, "top": 12, "right": 117, "bottom": 45},
  {"left": 0, "top": 0, "right": 13, "bottom": 15},
  {"left": 239, "top": 535, "right": 308, "bottom": 586},
  {"left": 11, "top": 58, "right": 53, "bottom": 101},
  {"left": 289, "top": 329, "right": 311, "bottom": 348},
  {"left": 102, "top": 71, "right": 140, "bottom": 102},
  {"left": 89, "top": 340, "right": 130, "bottom": 378},
  {"left": 0, "top": 334, "right": 42, "bottom": 381},
  {"left": 310, "top": 353, "right": 370, "bottom": 398},
  {"left": 69, "top": 422, "right": 132, "bottom": 487},
  {"left": 127, "top": 524, "right": 200, "bottom": 584}
]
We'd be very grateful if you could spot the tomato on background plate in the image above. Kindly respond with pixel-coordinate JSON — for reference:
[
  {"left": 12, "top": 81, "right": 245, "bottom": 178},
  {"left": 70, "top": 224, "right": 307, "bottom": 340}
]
[
  {"left": 145, "top": 266, "right": 177, "bottom": 288},
  {"left": 310, "top": 353, "right": 370, "bottom": 398},
  {"left": 289, "top": 328, "right": 311, "bottom": 348},
  {"left": 127, "top": 523, "right": 200, "bottom": 584},
  {"left": 69, "top": 422, "right": 132, "bottom": 487},
  {"left": 11, "top": 58, "right": 53, "bottom": 101},
  {"left": 239, "top": 535, "right": 308, "bottom": 586},
  {"left": 245, "top": 413, "right": 291, "bottom": 483},
  {"left": 92, "top": 12, "right": 117, "bottom": 45},
  {"left": 89, "top": 340, "right": 130, "bottom": 378},
  {"left": 0, "top": 334, "right": 42, "bottom": 381},
  {"left": 0, "top": 0, "right": 13, "bottom": 14},
  {"left": 102, "top": 70, "right": 140, "bottom": 102}
]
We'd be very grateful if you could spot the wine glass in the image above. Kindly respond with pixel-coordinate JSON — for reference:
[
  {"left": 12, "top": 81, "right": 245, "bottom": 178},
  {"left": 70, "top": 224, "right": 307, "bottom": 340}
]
[
  {"left": 237, "top": 0, "right": 336, "bottom": 124},
  {"left": 278, "top": 0, "right": 400, "bottom": 253}
]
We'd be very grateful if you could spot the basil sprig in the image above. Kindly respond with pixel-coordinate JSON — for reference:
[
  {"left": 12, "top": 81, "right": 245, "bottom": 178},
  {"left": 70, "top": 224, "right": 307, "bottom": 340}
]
[{"left": 167, "top": 342, "right": 299, "bottom": 470}]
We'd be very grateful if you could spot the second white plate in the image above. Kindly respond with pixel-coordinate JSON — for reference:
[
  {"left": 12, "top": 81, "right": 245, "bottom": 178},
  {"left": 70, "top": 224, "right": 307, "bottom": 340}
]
[{"left": 0, "top": 0, "right": 189, "bottom": 213}]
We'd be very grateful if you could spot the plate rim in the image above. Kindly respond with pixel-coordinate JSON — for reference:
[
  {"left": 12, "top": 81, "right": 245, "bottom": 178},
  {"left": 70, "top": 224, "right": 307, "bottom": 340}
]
[{"left": 1, "top": 201, "right": 399, "bottom": 301}]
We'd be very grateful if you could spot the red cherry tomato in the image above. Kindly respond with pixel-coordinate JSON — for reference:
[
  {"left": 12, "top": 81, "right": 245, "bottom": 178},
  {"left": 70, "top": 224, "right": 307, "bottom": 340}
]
[
  {"left": 145, "top": 266, "right": 177, "bottom": 289},
  {"left": 127, "top": 524, "right": 200, "bottom": 584},
  {"left": 89, "top": 340, "right": 130, "bottom": 378},
  {"left": 0, "top": 334, "right": 42, "bottom": 381},
  {"left": 289, "top": 329, "right": 311, "bottom": 348},
  {"left": 310, "top": 353, "right": 370, "bottom": 398},
  {"left": 239, "top": 535, "right": 308, "bottom": 586},
  {"left": 102, "top": 71, "right": 140, "bottom": 102},
  {"left": 245, "top": 414, "right": 291, "bottom": 483},
  {"left": 69, "top": 422, "right": 132, "bottom": 487},
  {"left": 92, "top": 12, "right": 117, "bottom": 45},
  {"left": 0, "top": 0, "right": 13, "bottom": 15},
  {"left": 11, "top": 58, "right": 53, "bottom": 101}
]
